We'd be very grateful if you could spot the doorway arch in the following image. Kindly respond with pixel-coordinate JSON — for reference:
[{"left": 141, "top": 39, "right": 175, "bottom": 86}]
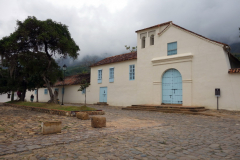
[{"left": 162, "top": 69, "right": 182, "bottom": 104}]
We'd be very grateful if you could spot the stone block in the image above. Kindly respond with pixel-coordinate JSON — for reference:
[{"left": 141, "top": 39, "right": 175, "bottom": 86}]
[
  {"left": 42, "top": 121, "right": 62, "bottom": 135},
  {"left": 76, "top": 112, "right": 89, "bottom": 120},
  {"left": 91, "top": 117, "right": 106, "bottom": 128}
]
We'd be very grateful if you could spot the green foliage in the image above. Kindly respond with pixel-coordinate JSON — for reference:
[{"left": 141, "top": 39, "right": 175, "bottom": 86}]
[
  {"left": 125, "top": 45, "right": 137, "bottom": 52},
  {"left": 78, "top": 79, "right": 90, "bottom": 92},
  {"left": 15, "top": 16, "right": 80, "bottom": 59},
  {"left": 65, "top": 65, "right": 89, "bottom": 76},
  {"left": 0, "top": 16, "right": 80, "bottom": 101}
]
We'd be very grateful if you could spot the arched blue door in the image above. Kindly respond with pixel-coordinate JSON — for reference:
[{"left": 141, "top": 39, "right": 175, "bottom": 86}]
[{"left": 162, "top": 69, "right": 182, "bottom": 104}]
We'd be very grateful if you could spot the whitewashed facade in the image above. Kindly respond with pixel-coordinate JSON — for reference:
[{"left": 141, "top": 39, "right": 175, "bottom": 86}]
[{"left": 26, "top": 21, "right": 240, "bottom": 110}]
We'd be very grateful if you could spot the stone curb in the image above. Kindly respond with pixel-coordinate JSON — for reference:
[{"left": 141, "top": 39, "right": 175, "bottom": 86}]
[
  {"left": 3, "top": 103, "right": 71, "bottom": 117},
  {"left": 2, "top": 103, "right": 105, "bottom": 117}
]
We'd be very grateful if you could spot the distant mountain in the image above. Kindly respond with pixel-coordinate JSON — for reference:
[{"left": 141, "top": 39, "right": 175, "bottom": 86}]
[{"left": 59, "top": 53, "right": 113, "bottom": 76}]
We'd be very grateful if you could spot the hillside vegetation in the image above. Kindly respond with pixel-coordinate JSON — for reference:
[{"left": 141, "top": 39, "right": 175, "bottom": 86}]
[
  {"left": 230, "top": 42, "right": 240, "bottom": 59},
  {"left": 57, "top": 53, "right": 114, "bottom": 76}
]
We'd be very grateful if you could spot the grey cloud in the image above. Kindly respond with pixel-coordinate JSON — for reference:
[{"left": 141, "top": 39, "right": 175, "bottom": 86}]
[{"left": 0, "top": 0, "right": 240, "bottom": 60}]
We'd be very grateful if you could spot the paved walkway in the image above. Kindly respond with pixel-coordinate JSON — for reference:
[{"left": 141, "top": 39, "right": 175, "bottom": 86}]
[{"left": 0, "top": 104, "right": 240, "bottom": 159}]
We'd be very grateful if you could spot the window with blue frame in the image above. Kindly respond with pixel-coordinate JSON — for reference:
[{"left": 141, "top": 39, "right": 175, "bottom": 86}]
[
  {"left": 62, "top": 88, "right": 64, "bottom": 94},
  {"left": 82, "top": 88, "right": 86, "bottom": 94},
  {"left": 167, "top": 42, "right": 177, "bottom": 55},
  {"left": 44, "top": 89, "right": 48, "bottom": 94},
  {"left": 98, "top": 69, "right": 102, "bottom": 83},
  {"left": 35, "top": 89, "right": 37, "bottom": 95},
  {"left": 129, "top": 65, "right": 135, "bottom": 80},
  {"left": 109, "top": 67, "right": 114, "bottom": 83}
]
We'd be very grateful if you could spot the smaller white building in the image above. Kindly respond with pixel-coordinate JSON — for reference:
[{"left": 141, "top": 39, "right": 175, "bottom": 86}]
[
  {"left": 26, "top": 73, "right": 90, "bottom": 104},
  {"left": 0, "top": 93, "right": 17, "bottom": 102}
]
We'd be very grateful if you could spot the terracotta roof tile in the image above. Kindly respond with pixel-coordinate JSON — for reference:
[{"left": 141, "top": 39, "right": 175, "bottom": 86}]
[
  {"left": 53, "top": 73, "right": 90, "bottom": 87},
  {"left": 135, "top": 21, "right": 228, "bottom": 47},
  {"left": 91, "top": 51, "right": 137, "bottom": 67},
  {"left": 228, "top": 68, "right": 240, "bottom": 73}
]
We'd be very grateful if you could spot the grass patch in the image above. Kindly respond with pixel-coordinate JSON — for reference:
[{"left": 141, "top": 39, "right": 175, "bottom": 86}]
[
  {"left": 7, "top": 101, "right": 96, "bottom": 112},
  {"left": 63, "top": 126, "right": 70, "bottom": 130},
  {"left": 0, "top": 127, "right": 5, "bottom": 132}
]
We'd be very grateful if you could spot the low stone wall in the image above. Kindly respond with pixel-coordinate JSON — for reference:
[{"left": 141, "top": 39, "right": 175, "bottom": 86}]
[
  {"left": 82, "top": 111, "right": 105, "bottom": 115},
  {"left": 3, "top": 103, "right": 105, "bottom": 117},
  {"left": 3, "top": 103, "right": 71, "bottom": 116}
]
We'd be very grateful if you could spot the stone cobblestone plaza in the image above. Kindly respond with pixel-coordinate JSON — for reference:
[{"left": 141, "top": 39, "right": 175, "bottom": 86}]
[{"left": 0, "top": 103, "right": 240, "bottom": 160}]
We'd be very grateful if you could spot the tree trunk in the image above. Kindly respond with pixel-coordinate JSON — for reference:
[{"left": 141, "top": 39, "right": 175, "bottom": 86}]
[
  {"left": 54, "top": 90, "right": 58, "bottom": 104},
  {"left": 11, "top": 91, "right": 14, "bottom": 101},
  {"left": 85, "top": 90, "right": 86, "bottom": 106},
  {"left": 20, "top": 88, "right": 26, "bottom": 101},
  {"left": 41, "top": 57, "right": 56, "bottom": 103},
  {"left": 43, "top": 76, "right": 54, "bottom": 103},
  {"left": 36, "top": 88, "right": 38, "bottom": 102}
]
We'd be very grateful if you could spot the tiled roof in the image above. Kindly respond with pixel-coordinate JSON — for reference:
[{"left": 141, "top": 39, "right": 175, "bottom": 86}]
[
  {"left": 91, "top": 51, "right": 137, "bottom": 67},
  {"left": 135, "top": 21, "right": 228, "bottom": 47},
  {"left": 53, "top": 73, "right": 90, "bottom": 87},
  {"left": 228, "top": 68, "right": 240, "bottom": 73}
]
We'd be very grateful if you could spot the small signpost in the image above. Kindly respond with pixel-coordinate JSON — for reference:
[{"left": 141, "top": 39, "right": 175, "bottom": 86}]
[{"left": 215, "top": 88, "right": 220, "bottom": 110}]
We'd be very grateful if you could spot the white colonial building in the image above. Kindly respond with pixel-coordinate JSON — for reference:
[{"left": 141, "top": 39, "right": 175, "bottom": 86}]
[{"left": 26, "top": 21, "right": 240, "bottom": 110}]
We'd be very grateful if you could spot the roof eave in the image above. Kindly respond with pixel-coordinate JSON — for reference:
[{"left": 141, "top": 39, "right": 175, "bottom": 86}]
[{"left": 135, "top": 21, "right": 172, "bottom": 33}]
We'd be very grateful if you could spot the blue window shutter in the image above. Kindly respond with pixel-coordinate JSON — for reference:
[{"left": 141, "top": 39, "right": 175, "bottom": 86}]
[
  {"left": 44, "top": 89, "right": 48, "bottom": 94},
  {"left": 98, "top": 69, "right": 102, "bottom": 83},
  {"left": 129, "top": 65, "right": 135, "bottom": 80},
  {"left": 109, "top": 68, "right": 114, "bottom": 82},
  {"left": 82, "top": 88, "right": 86, "bottom": 94},
  {"left": 167, "top": 42, "right": 177, "bottom": 55},
  {"left": 129, "top": 65, "right": 131, "bottom": 80},
  {"left": 62, "top": 88, "right": 64, "bottom": 94},
  {"left": 55, "top": 88, "right": 59, "bottom": 92}
]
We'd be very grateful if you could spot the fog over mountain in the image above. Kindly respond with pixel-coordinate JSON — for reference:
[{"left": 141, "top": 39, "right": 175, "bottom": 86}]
[{"left": 0, "top": 0, "right": 240, "bottom": 64}]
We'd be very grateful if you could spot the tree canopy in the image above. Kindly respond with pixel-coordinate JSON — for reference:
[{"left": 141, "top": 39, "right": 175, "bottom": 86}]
[{"left": 0, "top": 16, "right": 80, "bottom": 102}]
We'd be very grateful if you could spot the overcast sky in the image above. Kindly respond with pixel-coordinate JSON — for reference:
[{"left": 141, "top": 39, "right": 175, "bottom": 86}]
[{"left": 0, "top": 0, "right": 240, "bottom": 60}]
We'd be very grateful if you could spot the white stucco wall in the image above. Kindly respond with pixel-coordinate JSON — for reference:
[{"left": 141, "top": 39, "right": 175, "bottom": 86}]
[
  {"left": 25, "top": 86, "right": 87, "bottom": 104},
  {"left": 0, "top": 93, "right": 17, "bottom": 102},
  {"left": 136, "top": 24, "right": 240, "bottom": 110},
  {"left": 87, "top": 60, "right": 138, "bottom": 106}
]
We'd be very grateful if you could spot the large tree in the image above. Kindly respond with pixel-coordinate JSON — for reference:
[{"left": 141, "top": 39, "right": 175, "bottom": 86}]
[
  {"left": 0, "top": 37, "right": 62, "bottom": 101},
  {"left": 0, "top": 16, "right": 80, "bottom": 102}
]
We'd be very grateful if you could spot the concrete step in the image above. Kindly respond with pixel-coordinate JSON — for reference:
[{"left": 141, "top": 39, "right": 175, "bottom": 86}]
[
  {"left": 122, "top": 105, "right": 207, "bottom": 113},
  {"left": 127, "top": 105, "right": 205, "bottom": 109},
  {"left": 95, "top": 102, "right": 109, "bottom": 105},
  {"left": 125, "top": 107, "right": 206, "bottom": 110},
  {"left": 123, "top": 108, "right": 207, "bottom": 112},
  {"left": 122, "top": 108, "right": 208, "bottom": 113}
]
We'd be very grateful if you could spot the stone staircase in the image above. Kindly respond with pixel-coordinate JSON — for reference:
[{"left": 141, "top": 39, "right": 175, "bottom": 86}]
[{"left": 122, "top": 105, "right": 208, "bottom": 114}]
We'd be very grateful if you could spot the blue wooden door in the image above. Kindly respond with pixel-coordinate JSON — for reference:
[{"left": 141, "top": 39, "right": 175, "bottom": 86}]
[
  {"left": 162, "top": 69, "right": 182, "bottom": 104},
  {"left": 99, "top": 87, "right": 107, "bottom": 102}
]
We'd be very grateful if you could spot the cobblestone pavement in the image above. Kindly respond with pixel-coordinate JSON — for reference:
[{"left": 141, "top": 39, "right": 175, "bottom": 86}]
[{"left": 0, "top": 104, "right": 240, "bottom": 160}]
